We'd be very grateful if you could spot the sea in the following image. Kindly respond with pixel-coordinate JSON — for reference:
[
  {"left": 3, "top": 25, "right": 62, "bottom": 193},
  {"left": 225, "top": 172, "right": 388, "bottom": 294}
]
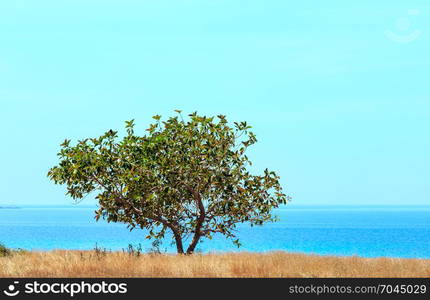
[{"left": 0, "top": 205, "right": 429, "bottom": 258}]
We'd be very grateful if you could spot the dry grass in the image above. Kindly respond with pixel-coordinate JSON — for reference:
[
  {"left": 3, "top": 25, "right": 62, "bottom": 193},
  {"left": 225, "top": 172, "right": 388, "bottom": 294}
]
[{"left": 1, "top": 251, "right": 429, "bottom": 278}]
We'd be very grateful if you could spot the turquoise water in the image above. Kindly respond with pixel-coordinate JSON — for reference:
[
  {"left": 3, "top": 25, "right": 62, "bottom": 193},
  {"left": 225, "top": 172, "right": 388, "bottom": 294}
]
[{"left": 0, "top": 206, "right": 429, "bottom": 258}]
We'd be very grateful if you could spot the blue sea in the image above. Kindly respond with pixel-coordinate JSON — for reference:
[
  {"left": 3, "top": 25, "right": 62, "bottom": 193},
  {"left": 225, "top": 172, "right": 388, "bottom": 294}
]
[{"left": 0, "top": 206, "right": 429, "bottom": 258}]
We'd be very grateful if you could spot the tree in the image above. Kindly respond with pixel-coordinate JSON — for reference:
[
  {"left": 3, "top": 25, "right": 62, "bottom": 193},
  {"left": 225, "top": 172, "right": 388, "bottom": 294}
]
[{"left": 48, "top": 112, "right": 289, "bottom": 254}]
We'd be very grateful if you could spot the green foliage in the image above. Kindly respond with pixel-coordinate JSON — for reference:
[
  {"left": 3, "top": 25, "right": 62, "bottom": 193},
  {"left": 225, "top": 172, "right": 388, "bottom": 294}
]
[
  {"left": 0, "top": 243, "right": 11, "bottom": 257},
  {"left": 48, "top": 112, "right": 289, "bottom": 254}
]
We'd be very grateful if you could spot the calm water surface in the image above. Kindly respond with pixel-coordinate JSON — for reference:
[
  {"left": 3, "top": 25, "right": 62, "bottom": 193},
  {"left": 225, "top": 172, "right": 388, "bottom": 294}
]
[{"left": 0, "top": 206, "right": 429, "bottom": 258}]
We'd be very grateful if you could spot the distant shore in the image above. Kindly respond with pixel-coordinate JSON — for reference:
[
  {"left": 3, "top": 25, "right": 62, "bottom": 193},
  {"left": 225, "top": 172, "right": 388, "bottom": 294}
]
[{"left": 1, "top": 250, "right": 429, "bottom": 278}]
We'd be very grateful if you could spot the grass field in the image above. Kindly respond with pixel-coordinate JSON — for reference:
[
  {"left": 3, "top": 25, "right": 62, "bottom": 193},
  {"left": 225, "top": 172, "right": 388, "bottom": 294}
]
[{"left": 1, "top": 250, "right": 429, "bottom": 278}]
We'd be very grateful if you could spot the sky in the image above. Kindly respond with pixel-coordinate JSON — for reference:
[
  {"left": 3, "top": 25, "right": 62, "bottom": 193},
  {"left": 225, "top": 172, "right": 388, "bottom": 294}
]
[{"left": 0, "top": 1, "right": 429, "bottom": 206}]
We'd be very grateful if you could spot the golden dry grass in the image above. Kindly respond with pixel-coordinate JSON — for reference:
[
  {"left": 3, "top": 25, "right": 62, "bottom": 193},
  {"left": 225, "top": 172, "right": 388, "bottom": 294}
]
[{"left": 1, "top": 251, "right": 429, "bottom": 278}]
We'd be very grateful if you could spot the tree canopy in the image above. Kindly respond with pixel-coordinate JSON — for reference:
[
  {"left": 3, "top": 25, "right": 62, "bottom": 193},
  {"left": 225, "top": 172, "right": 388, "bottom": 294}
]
[{"left": 48, "top": 112, "right": 289, "bottom": 254}]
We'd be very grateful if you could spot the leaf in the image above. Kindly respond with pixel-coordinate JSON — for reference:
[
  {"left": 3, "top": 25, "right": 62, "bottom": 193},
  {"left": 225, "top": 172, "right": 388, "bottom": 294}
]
[{"left": 61, "top": 139, "right": 71, "bottom": 147}]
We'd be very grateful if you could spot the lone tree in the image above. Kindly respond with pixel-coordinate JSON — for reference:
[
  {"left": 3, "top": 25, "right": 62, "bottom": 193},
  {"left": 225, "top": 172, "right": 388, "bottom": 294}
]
[{"left": 48, "top": 112, "right": 288, "bottom": 254}]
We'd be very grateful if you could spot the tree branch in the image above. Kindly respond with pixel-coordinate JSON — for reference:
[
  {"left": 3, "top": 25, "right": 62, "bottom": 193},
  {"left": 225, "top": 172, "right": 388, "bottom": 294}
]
[{"left": 186, "top": 189, "right": 206, "bottom": 254}]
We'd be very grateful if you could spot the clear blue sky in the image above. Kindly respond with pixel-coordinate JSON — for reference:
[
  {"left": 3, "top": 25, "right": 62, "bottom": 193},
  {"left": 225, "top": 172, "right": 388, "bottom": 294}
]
[{"left": 1, "top": 1, "right": 429, "bottom": 206}]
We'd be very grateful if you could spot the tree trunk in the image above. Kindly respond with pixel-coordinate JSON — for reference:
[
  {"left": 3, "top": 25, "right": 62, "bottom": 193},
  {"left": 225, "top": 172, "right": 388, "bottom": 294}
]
[
  {"left": 186, "top": 234, "right": 201, "bottom": 254},
  {"left": 186, "top": 190, "right": 206, "bottom": 254},
  {"left": 174, "top": 235, "right": 184, "bottom": 254},
  {"left": 173, "top": 231, "right": 184, "bottom": 254}
]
